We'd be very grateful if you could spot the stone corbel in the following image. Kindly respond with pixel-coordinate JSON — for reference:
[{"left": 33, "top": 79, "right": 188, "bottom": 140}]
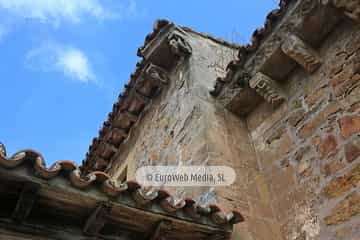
[
  {"left": 322, "top": 0, "right": 360, "bottom": 23},
  {"left": 97, "top": 142, "right": 118, "bottom": 159},
  {"left": 12, "top": 182, "right": 40, "bottom": 223},
  {"left": 122, "top": 89, "right": 150, "bottom": 114},
  {"left": 281, "top": 34, "right": 322, "bottom": 73},
  {"left": 145, "top": 63, "right": 169, "bottom": 86},
  {"left": 249, "top": 72, "right": 287, "bottom": 106},
  {"left": 130, "top": 89, "right": 150, "bottom": 106},
  {"left": 112, "top": 110, "right": 138, "bottom": 130},
  {"left": 167, "top": 32, "right": 192, "bottom": 57},
  {"left": 92, "top": 157, "right": 108, "bottom": 170},
  {"left": 104, "top": 127, "right": 128, "bottom": 146},
  {"left": 138, "top": 23, "right": 192, "bottom": 70},
  {"left": 136, "top": 63, "right": 169, "bottom": 98}
]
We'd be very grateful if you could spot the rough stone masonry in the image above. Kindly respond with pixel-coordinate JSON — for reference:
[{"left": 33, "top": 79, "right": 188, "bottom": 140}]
[{"left": 83, "top": 0, "right": 360, "bottom": 239}]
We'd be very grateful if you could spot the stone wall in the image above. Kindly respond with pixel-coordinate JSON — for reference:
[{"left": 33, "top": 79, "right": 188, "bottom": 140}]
[
  {"left": 107, "top": 8, "right": 360, "bottom": 240},
  {"left": 107, "top": 29, "right": 281, "bottom": 239},
  {"left": 246, "top": 19, "right": 360, "bottom": 240},
  {"left": 107, "top": 31, "right": 257, "bottom": 207}
]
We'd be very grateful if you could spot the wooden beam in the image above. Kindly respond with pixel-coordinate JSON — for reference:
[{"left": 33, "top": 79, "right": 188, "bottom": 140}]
[
  {"left": 148, "top": 220, "right": 172, "bottom": 240},
  {"left": 83, "top": 201, "right": 112, "bottom": 236},
  {"left": 12, "top": 182, "right": 40, "bottom": 223}
]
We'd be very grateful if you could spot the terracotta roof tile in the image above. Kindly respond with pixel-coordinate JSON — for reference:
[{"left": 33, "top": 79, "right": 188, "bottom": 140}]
[{"left": 0, "top": 142, "right": 244, "bottom": 226}]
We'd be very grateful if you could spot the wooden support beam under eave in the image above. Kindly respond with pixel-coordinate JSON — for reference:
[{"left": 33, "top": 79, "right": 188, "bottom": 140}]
[
  {"left": 83, "top": 201, "right": 112, "bottom": 236},
  {"left": 12, "top": 182, "right": 40, "bottom": 223},
  {"left": 147, "top": 220, "right": 172, "bottom": 240}
]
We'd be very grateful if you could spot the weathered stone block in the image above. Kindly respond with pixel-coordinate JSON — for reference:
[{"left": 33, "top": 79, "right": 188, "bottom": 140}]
[
  {"left": 330, "top": 65, "right": 356, "bottom": 89},
  {"left": 291, "top": 146, "right": 314, "bottom": 179},
  {"left": 323, "top": 163, "right": 360, "bottom": 198},
  {"left": 286, "top": 108, "right": 306, "bottom": 127},
  {"left": 298, "top": 103, "right": 341, "bottom": 138},
  {"left": 335, "top": 223, "right": 360, "bottom": 240},
  {"left": 349, "top": 101, "right": 360, "bottom": 113},
  {"left": 304, "top": 86, "right": 329, "bottom": 108},
  {"left": 296, "top": 158, "right": 313, "bottom": 178},
  {"left": 324, "top": 191, "right": 360, "bottom": 225},
  {"left": 317, "top": 134, "right": 338, "bottom": 159},
  {"left": 345, "top": 136, "right": 360, "bottom": 162},
  {"left": 333, "top": 72, "right": 360, "bottom": 97},
  {"left": 322, "top": 154, "right": 346, "bottom": 177},
  {"left": 338, "top": 115, "right": 360, "bottom": 138}
]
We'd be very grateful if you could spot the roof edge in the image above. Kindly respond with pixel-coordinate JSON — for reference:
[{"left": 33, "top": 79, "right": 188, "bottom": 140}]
[{"left": 0, "top": 142, "right": 244, "bottom": 228}]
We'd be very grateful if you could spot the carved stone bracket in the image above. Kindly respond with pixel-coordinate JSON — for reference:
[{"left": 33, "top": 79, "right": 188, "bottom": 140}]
[
  {"left": 12, "top": 182, "right": 40, "bottom": 223},
  {"left": 104, "top": 128, "right": 127, "bottom": 147},
  {"left": 83, "top": 201, "right": 112, "bottom": 236},
  {"left": 145, "top": 63, "right": 169, "bottom": 86},
  {"left": 167, "top": 32, "right": 192, "bottom": 57},
  {"left": 113, "top": 110, "right": 138, "bottom": 130},
  {"left": 147, "top": 220, "right": 172, "bottom": 240},
  {"left": 93, "top": 157, "right": 108, "bottom": 170},
  {"left": 96, "top": 142, "right": 118, "bottom": 160},
  {"left": 138, "top": 23, "right": 192, "bottom": 70},
  {"left": 249, "top": 72, "right": 287, "bottom": 106},
  {"left": 281, "top": 34, "right": 322, "bottom": 73},
  {"left": 122, "top": 89, "right": 149, "bottom": 115},
  {"left": 322, "top": 0, "right": 360, "bottom": 22},
  {"left": 136, "top": 63, "right": 169, "bottom": 98}
]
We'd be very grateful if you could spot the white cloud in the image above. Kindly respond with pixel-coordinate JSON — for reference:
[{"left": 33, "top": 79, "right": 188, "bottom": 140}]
[
  {"left": 57, "top": 48, "right": 95, "bottom": 82},
  {"left": 25, "top": 43, "right": 96, "bottom": 83},
  {"left": 0, "top": 0, "right": 137, "bottom": 25}
]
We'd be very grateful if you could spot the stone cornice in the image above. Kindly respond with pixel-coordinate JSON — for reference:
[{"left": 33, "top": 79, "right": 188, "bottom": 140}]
[
  {"left": 212, "top": 0, "right": 347, "bottom": 116},
  {"left": 82, "top": 20, "right": 192, "bottom": 173}
]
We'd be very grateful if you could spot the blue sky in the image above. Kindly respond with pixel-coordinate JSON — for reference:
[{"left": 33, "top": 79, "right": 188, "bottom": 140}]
[{"left": 0, "top": 0, "right": 277, "bottom": 166}]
